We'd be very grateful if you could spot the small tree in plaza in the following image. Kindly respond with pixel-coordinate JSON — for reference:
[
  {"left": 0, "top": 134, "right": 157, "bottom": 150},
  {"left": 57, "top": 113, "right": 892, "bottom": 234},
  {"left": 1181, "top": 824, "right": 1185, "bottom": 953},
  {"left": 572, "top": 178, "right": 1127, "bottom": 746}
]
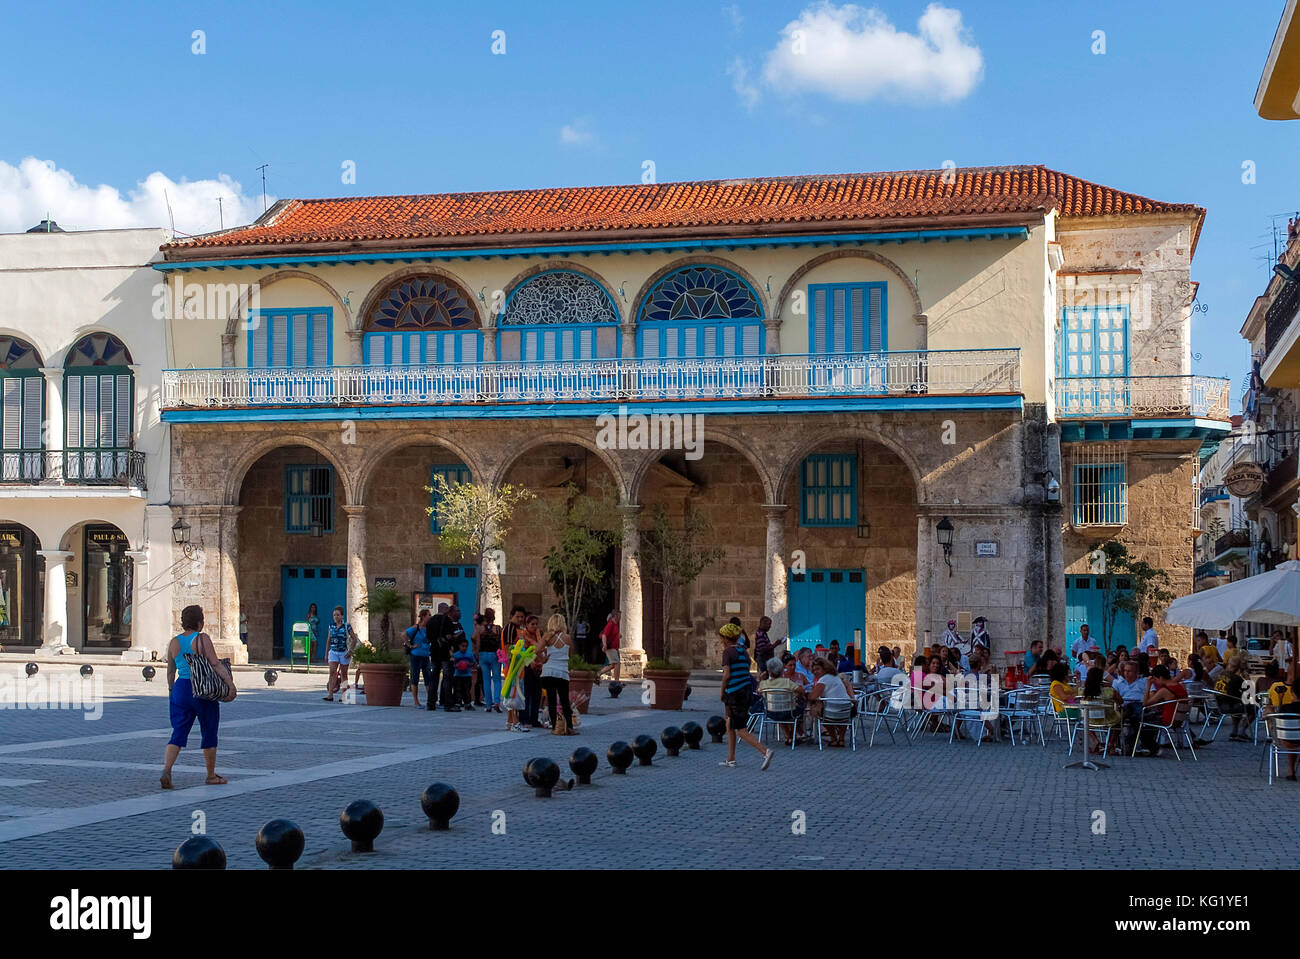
[
  {"left": 426, "top": 476, "right": 534, "bottom": 609},
  {"left": 353, "top": 586, "right": 408, "bottom": 663},
  {"left": 637, "top": 503, "right": 724, "bottom": 665},
  {"left": 533, "top": 481, "right": 623, "bottom": 634},
  {"left": 1098, "top": 541, "right": 1176, "bottom": 652}
]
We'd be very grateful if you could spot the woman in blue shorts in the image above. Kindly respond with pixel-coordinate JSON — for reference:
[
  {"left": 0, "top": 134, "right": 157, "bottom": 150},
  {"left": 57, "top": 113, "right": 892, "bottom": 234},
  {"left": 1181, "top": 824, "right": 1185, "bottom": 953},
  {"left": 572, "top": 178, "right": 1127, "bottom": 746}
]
[
  {"left": 161, "top": 604, "right": 234, "bottom": 788},
  {"left": 324, "top": 605, "right": 358, "bottom": 701}
]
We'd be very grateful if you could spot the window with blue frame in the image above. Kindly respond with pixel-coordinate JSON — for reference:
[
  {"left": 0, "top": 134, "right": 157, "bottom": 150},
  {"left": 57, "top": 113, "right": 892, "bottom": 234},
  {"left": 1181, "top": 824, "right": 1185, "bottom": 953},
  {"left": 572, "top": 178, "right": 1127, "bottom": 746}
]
[
  {"left": 1072, "top": 462, "right": 1126, "bottom": 526},
  {"left": 799, "top": 453, "right": 857, "bottom": 527},
  {"left": 1060, "top": 306, "right": 1128, "bottom": 378},
  {"left": 363, "top": 276, "right": 482, "bottom": 365},
  {"left": 285, "top": 465, "right": 334, "bottom": 534},
  {"left": 498, "top": 270, "right": 620, "bottom": 362},
  {"left": 808, "top": 283, "right": 886, "bottom": 353},
  {"left": 636, "top": 266, "right": 764, "bottom": 358},
  {"left": 429, "top": 463, "right": 472, "bottom": 534},
  {"left": 248, "top": 309, "right": 333, "bottom": 368}
]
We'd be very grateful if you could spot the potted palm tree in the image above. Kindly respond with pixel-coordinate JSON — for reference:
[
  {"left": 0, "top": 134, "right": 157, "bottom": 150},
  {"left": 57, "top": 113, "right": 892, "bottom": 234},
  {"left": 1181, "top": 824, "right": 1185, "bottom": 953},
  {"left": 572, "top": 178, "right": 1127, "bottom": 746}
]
[{"left": 352, "top": 587, "right": 408, "bottom": 707}]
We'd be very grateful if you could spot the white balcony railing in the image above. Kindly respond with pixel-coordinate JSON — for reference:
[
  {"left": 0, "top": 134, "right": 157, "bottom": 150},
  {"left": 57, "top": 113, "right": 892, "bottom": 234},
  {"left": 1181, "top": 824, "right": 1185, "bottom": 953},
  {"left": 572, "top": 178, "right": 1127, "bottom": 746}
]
[
  {"left": 1055, "top": 375, "right": 1232, "bottom": 421},
  {"left": 162, "top": 350, "right": 1021, "bottom": 410}
]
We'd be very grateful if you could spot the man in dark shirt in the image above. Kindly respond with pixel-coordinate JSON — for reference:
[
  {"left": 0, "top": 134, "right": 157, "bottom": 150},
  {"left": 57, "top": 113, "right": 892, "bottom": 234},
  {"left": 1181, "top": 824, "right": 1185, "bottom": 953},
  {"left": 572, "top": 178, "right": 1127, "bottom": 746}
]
[
  {"left": 444, "top": 607, "right": 468, "bottom": 707},
  {"left": 426, "top": 603, "right": 454, "bottom": 712}
]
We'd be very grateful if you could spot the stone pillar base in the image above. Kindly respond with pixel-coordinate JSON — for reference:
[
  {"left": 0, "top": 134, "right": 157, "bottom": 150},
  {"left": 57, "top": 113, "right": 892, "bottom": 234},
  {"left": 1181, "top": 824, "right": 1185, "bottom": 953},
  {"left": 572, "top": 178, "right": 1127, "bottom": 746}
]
[{"left": 618, "top": 648, "right": 647, "bottom": 680}]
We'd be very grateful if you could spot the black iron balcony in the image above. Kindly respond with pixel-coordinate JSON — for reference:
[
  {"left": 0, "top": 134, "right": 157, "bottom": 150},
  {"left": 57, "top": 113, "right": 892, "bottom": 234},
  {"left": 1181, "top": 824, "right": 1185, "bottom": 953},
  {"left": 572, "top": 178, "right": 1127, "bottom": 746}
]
[
  {"left": 1213, "top": 528, "right": 1251, "bottom": 562},
  {"left": 1265, "top": 275, "right": 1300, "bottom": 358},
  {"left": 1260, "top": 448, "right": 1299, "bottom": 505},
  {"left": 0, "top": 449, "right": 146, "bottom": 490}
]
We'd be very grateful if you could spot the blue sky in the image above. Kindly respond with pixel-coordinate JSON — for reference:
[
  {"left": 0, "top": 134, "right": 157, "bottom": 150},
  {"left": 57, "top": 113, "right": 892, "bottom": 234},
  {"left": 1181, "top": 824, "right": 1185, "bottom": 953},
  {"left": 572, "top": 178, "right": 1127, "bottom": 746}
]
[{"left": 1, "top": 0, "right": 1295, "bottom": 387}]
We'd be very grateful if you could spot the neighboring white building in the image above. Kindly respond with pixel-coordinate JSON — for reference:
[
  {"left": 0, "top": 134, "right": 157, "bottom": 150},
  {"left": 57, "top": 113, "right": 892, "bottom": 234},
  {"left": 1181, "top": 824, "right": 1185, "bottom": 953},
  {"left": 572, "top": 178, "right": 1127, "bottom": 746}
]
[{"left": 0, "top": 224, "right": 176, "bottom": 658}]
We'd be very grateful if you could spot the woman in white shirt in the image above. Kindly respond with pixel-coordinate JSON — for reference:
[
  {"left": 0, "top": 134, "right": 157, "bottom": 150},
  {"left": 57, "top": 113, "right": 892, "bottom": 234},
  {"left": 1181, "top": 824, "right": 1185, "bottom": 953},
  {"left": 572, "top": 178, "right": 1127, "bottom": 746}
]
[
  {"left": 539, "top": 613, "right": 576, "bottom": 734},
  {"left": 808, "top": 657, "right": 853, "bottom": 746}
]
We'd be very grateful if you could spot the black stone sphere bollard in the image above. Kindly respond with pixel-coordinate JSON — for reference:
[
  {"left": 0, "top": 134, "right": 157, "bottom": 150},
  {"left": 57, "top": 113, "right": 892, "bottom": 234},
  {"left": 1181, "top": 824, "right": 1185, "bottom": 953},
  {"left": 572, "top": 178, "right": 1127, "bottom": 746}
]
[
  {"left": 661, "top": 726, "right": 685, "bottom": 757},
  {"left": 172, "top": 835, "right": 227, "bottom": 870},
  {"left": 421, "top": 783, "right": 459, "bottom": 830},
  {"left": 80, "top": 665, "right": 93, "bottom": 677},
  {"left": 684, "top": 685, "right": 692, "bottom": 701},
  {"left": 569, "top": 747, "right": 598, "bottom": 785},
  {"left": 523, "top": 757, "right": 562, "bottom": 798},
  {"left": 608, "top": 681, "right": 624, "bottom": 698},
  {"left": 706, "top": 715, "right": 727, "bottom": 743},
  {"left": 632, "top": 735, "right": 658, "bottom": 766},
  {"left": 340, "top": 800, "right": 384, "bottom": 853},
  {"left": 607, "top": 741, "right": 633, "bottom": 774},
  {"left": 264, "top": 669, "right": 278, "bottom": 686},
  {"left": 682, "top": 721, "right": 704, "bottom": 749},
  {"left": 24, "top": 662, "right": 37, "bottom": 678},
  {"left": 142, "top": 665, "right": 156, "bottom": 682},
  {"left": 255, "top": 819, "right": 305, "bottom": 870}
]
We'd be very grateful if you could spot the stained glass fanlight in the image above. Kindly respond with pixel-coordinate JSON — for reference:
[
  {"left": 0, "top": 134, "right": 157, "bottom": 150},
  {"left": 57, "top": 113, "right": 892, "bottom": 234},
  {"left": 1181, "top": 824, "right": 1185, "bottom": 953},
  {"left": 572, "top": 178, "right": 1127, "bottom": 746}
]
[
  {"left": 369, "top": 277, "right": 477, "bottom": 331},
  {"left": 501, "top": 271, "right": 618, "bottom": 326},
  {"left": 65, "top": 333, "right": 132, "bottom": 367},
  {"left": 0, "top": 336, "right": 41, "bottom": 370},
  {"left": 641, "top": 266, "right": 762, "bottom": 323}
]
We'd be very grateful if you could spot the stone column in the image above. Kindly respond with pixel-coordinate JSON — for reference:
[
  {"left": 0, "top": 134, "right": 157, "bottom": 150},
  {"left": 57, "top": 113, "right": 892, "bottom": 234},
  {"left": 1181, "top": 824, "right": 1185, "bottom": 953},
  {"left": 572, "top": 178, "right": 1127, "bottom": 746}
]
[
  {"left": 620, "top": 322, "right": 637, "bottom": 361},
  {"left": 914, "top": 513, "right": 934, "bottom": 660},
  {"left": 220, "top": 334, "right": 237, "bottom": 368},
  {"left": 481, "top": 320, "right": 497, "bottom": 364},
  {"left": 346, "top": 330, "right": 363, "bottom": 366},
  {"left": 216, "top": 506, "right": 247, "bottom": 664},
  {"left": 39, "top": 368, "right": 64, "bottom": 481},
  {"left": 618, "top": 504, "right": 645, "bottom": 678},
  {"left": 763, "top": 318, "right": 782, "bottom": 355},
  {"left": 479, "top": 515, "right": 503, "bottom": 619},
  {"left": 763, "top": 504, "right": 789, "bottom": 641},
  {"left": 37, "top": 550, "right": 74, "bottom": 651},
  {"left": 344, "top": 505, "right": 368, "bottom": 641},
  {"left": 123, "top": 549, "right": 151, "bottom": 660}
]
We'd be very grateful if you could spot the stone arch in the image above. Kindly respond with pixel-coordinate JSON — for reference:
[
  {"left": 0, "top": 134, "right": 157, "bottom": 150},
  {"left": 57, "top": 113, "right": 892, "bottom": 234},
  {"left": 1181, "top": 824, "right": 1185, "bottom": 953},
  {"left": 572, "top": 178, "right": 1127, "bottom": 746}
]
[
  {"left": 0, "top": 331, "right": 49, "bottom": 368},
  {"left": 631, "top": 255, "right": 770, "bottom": 324},
  {"left": 56, "top": 518, "right": 141, "bottom": 552},
  {"left": 489, "top": 429, "right": 630, "bottom": 501},
  {"left": 224, "top": 433, "right": 355, "bottom": 507},
  {"left": 356, "top": 431, "right": 490, "bottom": 503},
  {"left": 353, "top": 265, "right": 484, "bottom": 334},
  {"left": 498, "top": 260, "right": 623, "bottom": 325},
  {"left": 0, "top": 515, "right": 46, "bottom": 549},
  {"left": 626, "top": 425, "right": 776, "bottom": 504},
  {"left": 776, "top": 249, "right": 924, "bottom": 321},
  {"left": 776, "top": 424, "right": 926, "bottom": 507},
  {"left": 222, "top": 269, "right": 353, "bottom": 334}
]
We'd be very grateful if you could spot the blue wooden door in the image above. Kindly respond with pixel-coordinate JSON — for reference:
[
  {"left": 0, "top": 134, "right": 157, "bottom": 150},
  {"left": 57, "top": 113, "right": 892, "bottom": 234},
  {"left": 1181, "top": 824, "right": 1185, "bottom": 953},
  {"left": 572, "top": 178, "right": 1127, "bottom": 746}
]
[
  {"left": 281, "top": 565, "right": 347, "bottom": 659},
  {"left": 1065, "top": 574, "right": 1135, "bottom": 655},
  {"left": 787, "top": 568, "right": 866, "bottom": 653}
]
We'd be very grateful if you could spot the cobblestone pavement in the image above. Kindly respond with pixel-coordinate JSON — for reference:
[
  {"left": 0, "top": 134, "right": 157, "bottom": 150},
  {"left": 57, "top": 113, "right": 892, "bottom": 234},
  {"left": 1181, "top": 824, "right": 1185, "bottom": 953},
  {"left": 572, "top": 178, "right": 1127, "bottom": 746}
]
[{"left": 0, "top": 663, "right": 1290, "bottom": 869}]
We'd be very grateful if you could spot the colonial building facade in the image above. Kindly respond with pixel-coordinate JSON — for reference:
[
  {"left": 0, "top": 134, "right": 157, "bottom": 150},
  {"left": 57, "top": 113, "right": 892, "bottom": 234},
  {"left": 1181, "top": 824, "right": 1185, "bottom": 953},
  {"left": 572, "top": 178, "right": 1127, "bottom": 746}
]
[
  {"left": 154, "top": 166, "right": 1228, "bottom": 670},
  {"left": 0, "top": 226, "right": 176, "bottom": 656}
]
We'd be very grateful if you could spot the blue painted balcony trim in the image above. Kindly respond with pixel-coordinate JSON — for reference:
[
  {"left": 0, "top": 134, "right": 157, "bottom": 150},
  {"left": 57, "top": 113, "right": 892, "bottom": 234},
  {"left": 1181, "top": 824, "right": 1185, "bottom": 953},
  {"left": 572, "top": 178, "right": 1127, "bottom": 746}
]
[
  {"left": 1060, "top": 418, "right": 1231, "bottom": 446},
  {"left": 162, "top": 393, "right": 1023, "bottom": 424},
  {"left": 153, "top": 226, "right": 1029, "bottom": 272}
]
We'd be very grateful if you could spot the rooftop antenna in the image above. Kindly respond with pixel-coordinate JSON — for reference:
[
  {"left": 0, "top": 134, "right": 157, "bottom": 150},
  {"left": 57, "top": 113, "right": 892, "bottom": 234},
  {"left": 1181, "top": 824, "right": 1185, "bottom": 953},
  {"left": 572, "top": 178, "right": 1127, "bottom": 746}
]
[
  {"left": 163, "top": 190, "right": 176, "bottom": 237},
  {"left": 216, "top": 196, "right": 224, "bottom": 230},
  {"left": 256, "top": 164, "right": 269, "bottom": 213}
]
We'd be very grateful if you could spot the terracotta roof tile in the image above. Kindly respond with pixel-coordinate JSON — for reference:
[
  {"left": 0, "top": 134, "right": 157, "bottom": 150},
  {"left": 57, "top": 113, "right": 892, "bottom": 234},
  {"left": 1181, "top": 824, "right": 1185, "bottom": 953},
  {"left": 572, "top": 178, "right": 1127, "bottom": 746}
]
[{"left": 163, "top": 165, "right": 1203, "bottom": 254}]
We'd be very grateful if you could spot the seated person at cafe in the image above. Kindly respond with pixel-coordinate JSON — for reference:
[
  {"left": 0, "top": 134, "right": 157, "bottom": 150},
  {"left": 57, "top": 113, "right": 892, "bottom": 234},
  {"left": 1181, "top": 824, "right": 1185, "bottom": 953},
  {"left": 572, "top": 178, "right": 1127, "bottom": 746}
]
[
  {"left": 794, "top": 647, "right": 816, "bottom": 689},
  {"left": 1214, "top": 654, "right": 1250, "bottom": 741},
  {"left": 1198, "top": 632, "right": 1220, "bottom": 667},
  {"left": 1276, "top": 678, "right": 1300, "bottom": 781},
  {"left": 1024, "top": 639, "right": 1044, "bottom": 673},
  {"left": 1027, "top": 648, "right": 1060, "bottom": 679},
  {"left": 807, "top": 657, "right": 854, "bottom": 746},
  {"left": 1082, "top": 666, "right": 1123, "bottom": 755},
  {"left": 1134, "top": 665, "right": 1187, "bottom": 758},
  {"left": 875, "top": 646, "right": 905, "bottom": 684},
  {"left": 1111, "top": 660, "right": 1149, "bottom": 754},
  {"left": 758, "top": 658, "right": 805, "bottom": 744},
  {"left": 1049, "top": 663, "right": 1079, "bottom": 718},
  {"left": 837, "top": 644, "right": 857, "bottom": 676}
]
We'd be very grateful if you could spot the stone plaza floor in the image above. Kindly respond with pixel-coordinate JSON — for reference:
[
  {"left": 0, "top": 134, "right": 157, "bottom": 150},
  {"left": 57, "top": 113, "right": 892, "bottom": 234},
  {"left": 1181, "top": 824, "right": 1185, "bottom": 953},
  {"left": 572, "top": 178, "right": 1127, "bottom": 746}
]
[{"left": 0, "top": 662, "right": 1291, "bottom": 869}]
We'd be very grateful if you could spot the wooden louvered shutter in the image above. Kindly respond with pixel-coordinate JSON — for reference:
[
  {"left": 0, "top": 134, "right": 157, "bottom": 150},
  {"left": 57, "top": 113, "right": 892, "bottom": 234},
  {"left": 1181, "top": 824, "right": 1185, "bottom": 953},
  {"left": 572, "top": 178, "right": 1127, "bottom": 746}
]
[
  {"left": 98, "top": 376, "right": 114, "bottom": 449},
  {"left": 250, "top": 319, "right": 268, "bottom": 368},
  {"left": 742, "top": 324, "right": 761, "bottom": 356},
  {"left": 271, "top": 314, "right": 288, "bottom": 367},
  {"left": 812, "top": 288, "right": 827, "bottom": 353},
  {"left": 115, "top": 375, "right": 132, "bottom": 447},
  {"left": 868, "top": 286, "right": 884, "bottom": 352},
  {"left": 310, "top": 312, "right": 328, "bottom": 366},
  {"left": 65, "top": 376, "right": 81, "bottom": 449},
  {"left": 2, "top": 380, "right": 19, "bottom": 450},
  {"left": 81, "top": 376, "right": 97, "bottom": 449}
]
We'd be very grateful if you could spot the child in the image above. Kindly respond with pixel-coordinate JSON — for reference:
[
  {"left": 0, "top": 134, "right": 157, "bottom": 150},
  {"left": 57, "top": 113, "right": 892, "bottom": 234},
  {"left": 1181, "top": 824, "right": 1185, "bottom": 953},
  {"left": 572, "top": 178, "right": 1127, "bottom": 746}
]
[{"left": 452, "top": 638, "right": 476, "bottom": 710}]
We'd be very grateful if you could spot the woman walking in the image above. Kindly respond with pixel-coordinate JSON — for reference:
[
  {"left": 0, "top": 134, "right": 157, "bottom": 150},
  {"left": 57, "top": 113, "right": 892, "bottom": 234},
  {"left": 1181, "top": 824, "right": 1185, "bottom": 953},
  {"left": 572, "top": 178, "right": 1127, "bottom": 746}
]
[
  {"left": 323, "top": 605, "right": 358, "bottom": 701},
  {"left": 539, "top": 613, "right": 576, "bottom": 735},
  {"left": 405, "top": 608, "right": 433, "bottom": 709},
  {"left": 476, "top": 608, "right": 504, "bottom": 713},
  {"left": 161, "top": 604, "right": 234, "bottom": 788}
]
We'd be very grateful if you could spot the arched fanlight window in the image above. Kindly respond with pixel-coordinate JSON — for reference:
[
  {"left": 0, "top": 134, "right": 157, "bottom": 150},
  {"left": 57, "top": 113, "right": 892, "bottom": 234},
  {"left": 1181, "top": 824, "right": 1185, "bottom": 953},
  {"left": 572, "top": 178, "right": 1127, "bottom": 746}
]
[
  {"left": 636, "top": 266, "right": 764, "bottom": 358},
  {"left": 0, "top": 336, "right": 44, "bottom": 480},
  {"left": 498, "top": 270, "right": 620, "bottom": 362},
  {"left": 363, "top": 276, "right": 481, "bottom": 365},
  {"left": 63, "top": 333, "right": 134, "bottom": 480}
]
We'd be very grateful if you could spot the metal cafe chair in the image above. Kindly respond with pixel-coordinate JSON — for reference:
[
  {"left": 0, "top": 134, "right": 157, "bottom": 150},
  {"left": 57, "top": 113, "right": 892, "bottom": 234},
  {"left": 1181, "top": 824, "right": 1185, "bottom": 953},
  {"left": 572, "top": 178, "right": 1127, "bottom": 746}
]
[
  {"left": 1131, "top": 698, "right": 1198, "bottom": 761},
  {"left": 1068, "top": 698, "right": 1117, "bottom": 758},
  {"left": 757, "top": 688, "right": 799, "bottom": 750},
  {"left": 1260, "top": 713, "right": 1300, "bottom": 784},
  {"left": 817, "top": 699, "right": 856, "bottom": 750},
  {"left": 860, "top": 686, "right": 913, "bottom": 747},
  {"left": 949, "top": 683, "right": 993, "bottom": 747},
  {"left": 1049, "top": 694, "right": 1079, "bottom": 755},
  {"left": 1004, "top": 687, "right": 1046, "bottom": 746}
]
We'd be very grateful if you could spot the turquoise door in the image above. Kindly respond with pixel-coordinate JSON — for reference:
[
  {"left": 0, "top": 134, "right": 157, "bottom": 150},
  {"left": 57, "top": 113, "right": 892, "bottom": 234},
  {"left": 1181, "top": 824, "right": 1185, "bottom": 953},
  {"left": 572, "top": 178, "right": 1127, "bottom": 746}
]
[
  {"left": 787, "top": 568, "right": 866, "bottom": 653},
  {"left": 281, "top": 565, "right": 347, "bottom": 658},
  {"left": 1065, "top": 574, "right": 1135, "bottom": 655},
  {"left": 424, "top": 564, "right": 479, "bottom": 610}
]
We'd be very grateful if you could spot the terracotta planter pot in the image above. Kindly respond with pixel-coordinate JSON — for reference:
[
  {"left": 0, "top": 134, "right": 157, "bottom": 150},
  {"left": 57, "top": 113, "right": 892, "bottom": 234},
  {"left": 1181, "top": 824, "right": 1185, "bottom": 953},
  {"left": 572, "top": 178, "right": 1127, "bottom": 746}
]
[
  {"left": 569, "top": 672, "right": 597, "bottom": 714},
  {"left": 357, "top": 663, "right": 406, "bottom": 706},
  {"left": 643, "top": 669, "right": 690, "bottom": 710}
]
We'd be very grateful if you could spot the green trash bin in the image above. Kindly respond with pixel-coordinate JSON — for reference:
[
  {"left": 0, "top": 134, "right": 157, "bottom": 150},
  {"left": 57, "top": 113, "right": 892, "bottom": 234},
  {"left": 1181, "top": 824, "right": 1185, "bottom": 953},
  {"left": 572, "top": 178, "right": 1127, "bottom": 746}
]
[{"left": 290, "top": 621, "right": 312, "bottom": 673}]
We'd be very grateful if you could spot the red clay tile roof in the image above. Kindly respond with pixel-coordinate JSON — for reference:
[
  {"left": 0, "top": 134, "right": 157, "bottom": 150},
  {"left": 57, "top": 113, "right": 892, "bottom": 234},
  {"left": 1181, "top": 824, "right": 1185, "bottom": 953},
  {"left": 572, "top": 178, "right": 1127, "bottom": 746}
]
[{"left": 163, "top": 165, "right": 1204, "bottom": 255}]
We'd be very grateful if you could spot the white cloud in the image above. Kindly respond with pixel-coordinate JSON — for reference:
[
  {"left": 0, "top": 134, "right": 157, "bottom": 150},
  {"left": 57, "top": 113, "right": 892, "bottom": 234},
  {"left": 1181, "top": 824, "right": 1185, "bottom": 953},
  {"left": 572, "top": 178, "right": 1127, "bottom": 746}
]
[
  {"left": 758, "top": 2, "right": 983, "bottom": 104},
  {"left": 559, "top": 122, "right": 597, "bottom": 147},
  {"left": 723, "top": 3, "right": 743, "bottom": 31},
  {"left": 0, "top": 157, "right": 269, "bottom": 237},
  {"left": 727, "top": 57, "right": 761, "bottom": 112}
]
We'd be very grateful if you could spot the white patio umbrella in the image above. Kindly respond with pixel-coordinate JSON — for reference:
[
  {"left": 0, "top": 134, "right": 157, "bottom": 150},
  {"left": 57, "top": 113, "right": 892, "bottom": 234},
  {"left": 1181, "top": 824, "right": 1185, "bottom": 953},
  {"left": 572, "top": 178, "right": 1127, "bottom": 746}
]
[{"left": 1164, "top": 560, "right": 1300, "bottom": 629}]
